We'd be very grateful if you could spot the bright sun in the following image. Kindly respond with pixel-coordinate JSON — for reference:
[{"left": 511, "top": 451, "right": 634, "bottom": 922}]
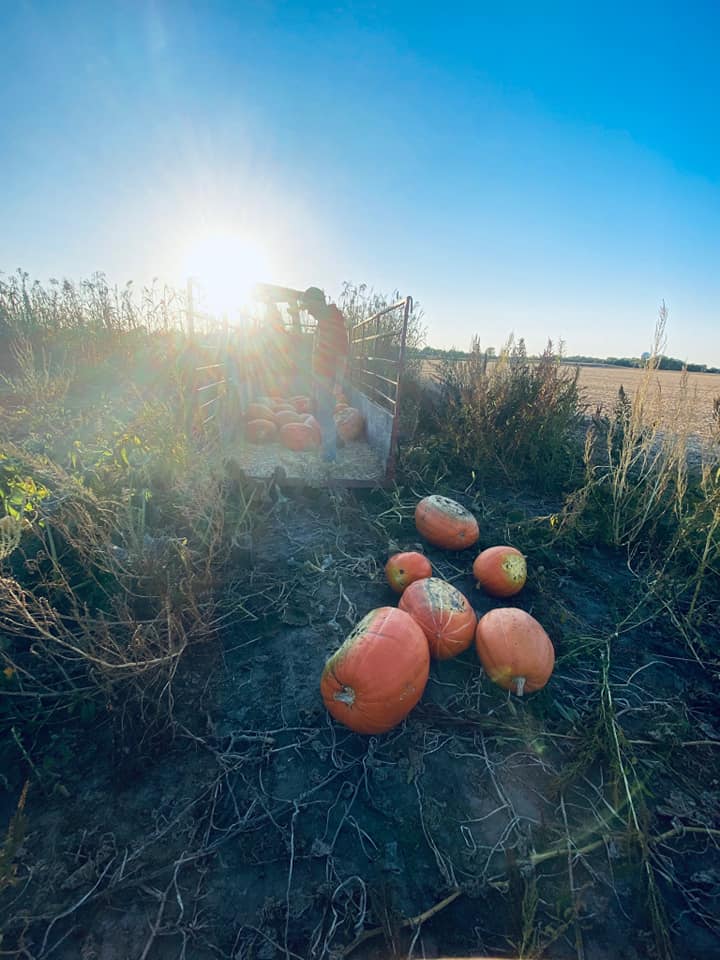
[{"left": 180, "top": 229, "right": 270, "bottom": 317}]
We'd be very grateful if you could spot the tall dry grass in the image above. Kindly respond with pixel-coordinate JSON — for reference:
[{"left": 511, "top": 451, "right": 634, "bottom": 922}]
[
  {"left": 0, "top": 270, "right": 186, "bottom": 336},
  {"left": 557, "top": 305, "right": 720, "bottom": 655}
]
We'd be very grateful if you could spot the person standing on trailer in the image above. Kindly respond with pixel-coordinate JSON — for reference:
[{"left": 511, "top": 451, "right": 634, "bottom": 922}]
[{"left": 301, "top": 287, "right": 349, "bottom": 463}]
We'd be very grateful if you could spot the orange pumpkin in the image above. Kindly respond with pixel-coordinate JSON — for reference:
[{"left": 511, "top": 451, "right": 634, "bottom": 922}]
[
  {"left": 246, "top": 402, "right": 275, "bottom": 422},
  {"left": 475, "top": 608, "right": 554, "bottom": 696},
  {"left": 246, "top": 419, "right": 277, "bottom": 443},
  {"left": 275, "top": 409, "right": 306, "bottom": 427},
  {"left": 271, "top": 400, "right": 295, "bottom": 412},
  {"left": 385, "top": 552, "right": 432, "bottom": 594},
  {"left": 279, "top": 422, "right": 320, "bottom": 451},
  {"left": 292, "top": 395, "right": 313, "bottom": 414},
  {"left": 320, "top": 607, "right": 430, "bottom": 734},
  {"left": 473, "top": 546, "right": 527, "bottom": 597},
  {"left": 335, "top": 406, "right": 364, "bottom": 441},
  {"left": 399, "top": 577, "right": 477, "bottom": 659},
  {"left": 415, "top": 495, "right": 479, "bottom": 550}
]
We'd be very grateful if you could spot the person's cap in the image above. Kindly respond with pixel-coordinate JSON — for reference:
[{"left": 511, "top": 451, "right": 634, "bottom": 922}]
[{"left": 301, "top": 286, "right": 326, "bottom": 307}]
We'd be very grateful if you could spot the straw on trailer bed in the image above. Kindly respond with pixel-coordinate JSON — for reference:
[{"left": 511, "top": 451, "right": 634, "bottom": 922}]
[{"left": 228, "top": 438, "right": 385, "bottom": 486}]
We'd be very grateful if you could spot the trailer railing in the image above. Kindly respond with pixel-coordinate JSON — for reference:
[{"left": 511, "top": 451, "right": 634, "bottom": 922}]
[{"left": 348, "top": 296, "right": 412, "bottom": 414}]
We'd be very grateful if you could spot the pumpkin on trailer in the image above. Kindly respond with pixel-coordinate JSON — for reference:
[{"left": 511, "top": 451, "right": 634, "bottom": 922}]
[
  {"left": 335, "top": 406, "right": 365, "bottom": 441},
  {"left": 385, "top": 552, "right": 432, "bottom": 594},
  {"left": 246, "top": 419, "right": 277, "bottom": 443},
  {"left": 279, "top": 421, "right": 320, "bottom": 451},
  {"left": 320, "top": 607, "right": 430, "bottom": 734},
  {"left": 475, "top": 607, "right": 554, "bottom": 696},
  {"left": 399, "top": 577, "right": 477, "bottom": 659},
  {"left": 291, "top": 395, "right": 313, "bottom": 414},
  {"left": 415, "top": 496, "right": 479, "bottom": 550},
  {"left": 274, "top": 409, "right": 306, "bottom": 427},
  {"left": 246, "top": 402, "right": 275, "bottom": 422},
  {"left": 473, "top": 546, "right": 527, "bottom": 598}
]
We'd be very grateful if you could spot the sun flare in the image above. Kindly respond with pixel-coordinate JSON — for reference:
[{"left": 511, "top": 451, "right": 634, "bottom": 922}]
[{"left": 180, "top": 229, "right": 270, "bottom": 317}]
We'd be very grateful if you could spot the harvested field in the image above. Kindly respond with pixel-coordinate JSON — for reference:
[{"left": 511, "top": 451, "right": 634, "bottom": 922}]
[{"left": 575, "top": 364, "right": 720, "bottom": 442}]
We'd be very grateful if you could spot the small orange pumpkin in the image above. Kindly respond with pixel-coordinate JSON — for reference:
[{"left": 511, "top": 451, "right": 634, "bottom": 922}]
[
  {"left": 292, "top": 395, "right": 313, "bottom": 414},
  {"left": 415, "top": 496, "right": 479, "bottom": 550},
  {"left": 335, "top": 406, "right": 364, "bottom": 441},
  {"left": 320, "top": 607, "right": 430, "bottom": 734},
  {"left": 399, "top": 577, "right": 477, "bottom": 659},
  {"left": 275, "top": 409, "right": 306, "bottom": 427},
  {"left": 246, "top": 402, "right": 275, "bottom": 422},
  {"left": 475, "top": 608, "right": 554, "bottom": 696},
  {"left": 473, "top": 546, "right": 527, "bottom": 597},
  {"left": 385, "top": 552, "right": 432, "bottom": 594},
  {"left": 279, "top": 422, "right": 320, "bottom": 451},
  {"left": 246, "top": 419, "right": 277, "bottom": 443}
]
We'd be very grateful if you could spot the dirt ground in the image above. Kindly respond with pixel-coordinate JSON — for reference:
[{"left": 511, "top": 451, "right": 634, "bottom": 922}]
[{"left": 2, "top": 470, "right": 719, "bottom": 959}]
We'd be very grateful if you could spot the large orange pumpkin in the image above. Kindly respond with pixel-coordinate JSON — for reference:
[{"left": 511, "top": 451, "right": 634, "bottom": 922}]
[
  {"left": 399, "top": 577, "right": 477, "bottom": 659},
  {"left": 279, "top": 422, "right": 320, "bottom": 451},
  {"left": 475, "top": 608, "right": 554, "bottom": 696},
  {"left": 415, "top": 496, "right": 479, "bottom": 550},
  {"left": 246, "top": 419, "right": 277, "bottom": 443},
  {"left": 335, "top": 407, "right": 365, "bottom": 441},
  {"left": 385, "top": 552, "right": 432, "bottom": 594},
  {"left": 473, "top": 546, "right": 527, "bottom": 598},
  {"left": 320, "top": 607, "right": 430, "bottom": 734},
  {"left": 246, "top": 402, "right": 275, "bottom": 422},
  {"left": 275, "top": 409, "right": 306, "bottom": 427}
]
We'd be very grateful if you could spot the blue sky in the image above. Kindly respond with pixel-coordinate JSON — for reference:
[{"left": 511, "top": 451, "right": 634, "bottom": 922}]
[{"left": 2, "top": 1, "right": 719, "bottom": 363}]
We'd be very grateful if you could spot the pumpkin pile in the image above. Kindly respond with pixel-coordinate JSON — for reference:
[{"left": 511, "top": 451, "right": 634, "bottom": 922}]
[
  {"left": 321, "top": 494, "right": 555, "bottom": 734},
  {"left": 244, "top": 393, "right": 365, "bottom": 452}
]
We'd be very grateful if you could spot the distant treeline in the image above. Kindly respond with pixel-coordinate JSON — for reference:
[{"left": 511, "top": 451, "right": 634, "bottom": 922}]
[
  {"left": 564, "top": 355, "right": 720, "bottom": 374},
  {"left": 409, "top": 345, "right": 719, "bottom": 374},
  {"left": 409, "top": 345, "right": 478, "bottom": 360}
]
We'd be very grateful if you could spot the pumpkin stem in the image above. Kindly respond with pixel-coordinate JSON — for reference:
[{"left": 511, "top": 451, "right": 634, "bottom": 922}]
[
  {"left": 514, "top": 676, "right": 526, "bottom": 697},
  {"left": 334, "top": 685, "right": 356, "bottom": 706}
]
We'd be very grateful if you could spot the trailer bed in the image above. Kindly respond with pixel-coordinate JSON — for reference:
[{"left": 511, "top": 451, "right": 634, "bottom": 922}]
[
  {"left": 226, "top": 436, "right": 385, "bottom": 486},
  {"left": 192, "top": 295, "right": 412, "bottom": 487}
]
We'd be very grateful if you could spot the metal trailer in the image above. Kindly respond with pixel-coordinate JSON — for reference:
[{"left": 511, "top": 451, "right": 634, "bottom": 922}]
[{"left": 187, "top": 286, "right": 412, "bottom": 488}]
